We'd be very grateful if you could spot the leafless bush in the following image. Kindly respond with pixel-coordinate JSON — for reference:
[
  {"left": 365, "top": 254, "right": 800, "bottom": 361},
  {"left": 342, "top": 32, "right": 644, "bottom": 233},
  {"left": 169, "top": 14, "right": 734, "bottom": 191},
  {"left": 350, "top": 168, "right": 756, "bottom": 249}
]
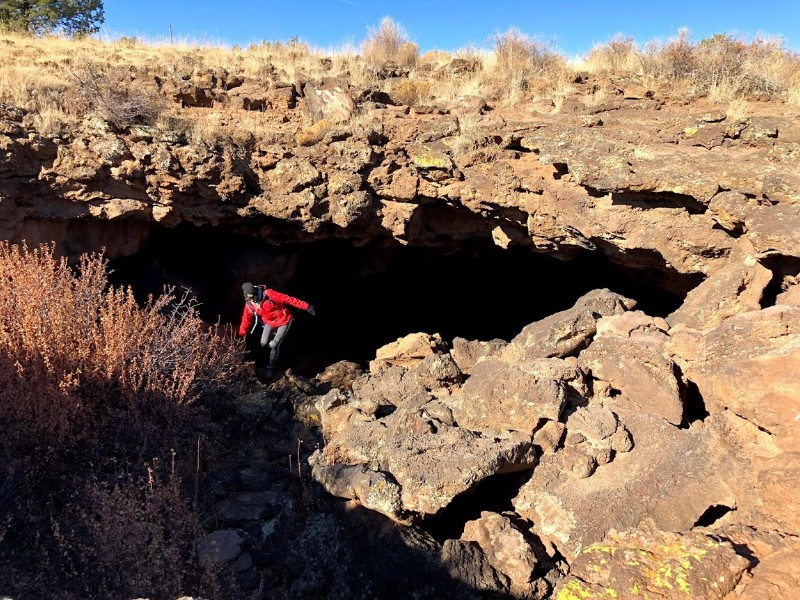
[
  {"left": 0, "top": 242, "right": 242, "bottom": 452},
  {"left": 489, "top": 27, "right": 570, "bottom": 102},
  {"left": 362, "top": 17, "right": 419, "bottom": 68},
  {"left": 52, "top": 463, "right": 202, "bottom": 599},
  {"left": 389, "top": 78, "right": 430, "bottom": 106},
  {"left": 585, "top": 34, "right": 640, "bottom": 75},
  {"left": 649, "top": 27, "right": 696, "bottom": 79},
  {"left": 640, "top": 30, "right": 794, "bottom": 100},
  {"left": 0, "top": 240, "right": 246, "bottom": 598},
  {"left": 70, "top": 61, "right": 167, "bottom": 129}
]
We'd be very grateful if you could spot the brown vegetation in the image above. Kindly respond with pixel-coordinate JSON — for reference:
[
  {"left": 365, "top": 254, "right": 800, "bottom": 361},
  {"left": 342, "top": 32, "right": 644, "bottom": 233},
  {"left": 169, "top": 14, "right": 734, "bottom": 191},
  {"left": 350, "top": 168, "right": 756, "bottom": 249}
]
[
  {"left": 0, "top": 241, "right": 247, "bottom": 598},
  {"left": 361, "top": 16, "right": 419, "bottom": 68},
  {"left": 0, "top": 22, "right": 797, "bottom": 147},
  {"left": 586, "top": 29, "right": 800, "bottom": 102}
]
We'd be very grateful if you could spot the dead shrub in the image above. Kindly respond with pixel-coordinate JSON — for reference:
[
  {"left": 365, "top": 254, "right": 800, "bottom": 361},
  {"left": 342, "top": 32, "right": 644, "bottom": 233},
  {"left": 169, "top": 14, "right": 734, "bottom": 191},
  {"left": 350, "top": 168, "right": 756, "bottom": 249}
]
[
  {"left": 295, "top": 117, "right": 332, "bottom": 146},
  {"left": 69, "top": 61, "right": 166, "bottom": 129},
  {"left": 396, "top": 41, "right": 420, "bottom": 68},
  {"left": 51, "top": 463, "right": 203, "bottom": 599},
  {"left": 418, "top": 49, "right": 452, "bottom": 70},
  {"left": 640, "top": 30, "right": 793, "bottom": 101},
  {"left": 389, "top": 79, "right": 430, "bottom": 106},
  {"left": 653, "top": 27, "right": 696, "bottom": 79},
  {"left": 585, "top": 34, "right": 640, "bottom": 75},
  {"left": 489, "top": 27, "right": 570, "bottom": 102},
  {"left": 0, "top": 240, "right": 245, "bottom": 598},
  {"left": 362, "top": 16, "right": 419, "bottom": 68}
]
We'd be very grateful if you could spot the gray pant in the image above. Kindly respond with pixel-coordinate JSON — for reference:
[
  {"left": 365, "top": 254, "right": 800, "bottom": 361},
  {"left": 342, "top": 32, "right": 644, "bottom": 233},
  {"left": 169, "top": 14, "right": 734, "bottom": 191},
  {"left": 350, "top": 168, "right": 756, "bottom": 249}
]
[{"left": 260, "top": 321, "right": 292, "bottom": 367}]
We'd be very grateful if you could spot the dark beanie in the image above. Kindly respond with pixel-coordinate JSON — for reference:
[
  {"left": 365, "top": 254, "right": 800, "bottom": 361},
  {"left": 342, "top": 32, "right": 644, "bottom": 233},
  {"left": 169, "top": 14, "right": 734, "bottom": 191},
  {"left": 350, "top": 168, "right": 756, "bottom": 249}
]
[{"left": 242, "top": 282, "right": 255, "bottom": 298}]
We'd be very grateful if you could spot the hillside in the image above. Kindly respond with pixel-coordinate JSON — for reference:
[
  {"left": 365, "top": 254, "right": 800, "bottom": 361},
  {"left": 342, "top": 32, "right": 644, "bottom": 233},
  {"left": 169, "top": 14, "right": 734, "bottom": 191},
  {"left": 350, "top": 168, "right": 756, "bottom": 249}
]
[{"left": 1, "top": 28, "right": 800, "bottom": 599}]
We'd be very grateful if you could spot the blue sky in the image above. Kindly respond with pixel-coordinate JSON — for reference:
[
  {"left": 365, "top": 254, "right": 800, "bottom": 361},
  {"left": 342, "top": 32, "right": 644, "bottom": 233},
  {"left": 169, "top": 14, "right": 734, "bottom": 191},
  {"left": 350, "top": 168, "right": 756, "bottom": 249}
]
[{"left": 101, "top": 1, "right": 800, "bottom": 58}]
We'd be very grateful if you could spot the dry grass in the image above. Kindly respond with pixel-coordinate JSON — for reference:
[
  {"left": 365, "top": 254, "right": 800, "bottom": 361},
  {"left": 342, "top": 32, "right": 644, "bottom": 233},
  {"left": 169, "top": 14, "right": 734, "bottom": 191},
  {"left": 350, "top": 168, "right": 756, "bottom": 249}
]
[
  {"left": 418, "top": 49, "right": 452, "bottom": 70},
  {"left": 1, "top": 24, "right": 799, "bottom": 146},
  {"left": 446, "top": 112, "right": 503, "bottom": 164},
  {"left": 0, "top": 240, "right": 246, "bottom": 598},
  {"left": 295, "top": 117, "right": 332, "bottom": 146},
  {"left": 587, "top": 29, "right": 800, "bottom": 102},
  {"left": 583, "top": 34, "right": 640, "bottom": 76},
  {"left": 388, "top": 78, "right": 431, "bottom": 106},
  {"left": 788, "top": 84, "right": 800, "bottom": 105},
  {"left": 361, "top": 17, "right": 419, "bottom": 68},
  {"left": 725, "top": 97, "right": 750, "bottom": 122},
  {"left": 486, "top": 28, "right": 572, "bottom": 106}
]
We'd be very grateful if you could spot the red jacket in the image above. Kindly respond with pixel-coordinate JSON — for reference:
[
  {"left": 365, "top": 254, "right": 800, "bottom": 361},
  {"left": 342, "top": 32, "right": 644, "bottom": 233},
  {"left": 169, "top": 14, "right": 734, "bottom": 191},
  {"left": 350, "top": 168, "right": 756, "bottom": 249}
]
[{"left": 238, "top": 286, "right": 310, "bottom": 336}]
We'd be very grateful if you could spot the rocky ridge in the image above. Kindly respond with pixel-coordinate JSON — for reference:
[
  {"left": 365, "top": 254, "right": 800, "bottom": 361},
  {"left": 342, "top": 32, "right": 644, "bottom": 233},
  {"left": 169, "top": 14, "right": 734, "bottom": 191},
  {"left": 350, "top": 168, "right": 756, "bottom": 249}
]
[{"left": 3, "top": 67, "right": 800, "bottom": 598}]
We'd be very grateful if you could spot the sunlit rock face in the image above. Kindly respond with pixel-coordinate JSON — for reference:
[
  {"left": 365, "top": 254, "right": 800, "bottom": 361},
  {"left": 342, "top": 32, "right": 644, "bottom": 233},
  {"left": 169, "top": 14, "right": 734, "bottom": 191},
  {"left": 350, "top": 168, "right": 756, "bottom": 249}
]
[{"left": 5, "top": 63, "right": 800, "bottom": 599}]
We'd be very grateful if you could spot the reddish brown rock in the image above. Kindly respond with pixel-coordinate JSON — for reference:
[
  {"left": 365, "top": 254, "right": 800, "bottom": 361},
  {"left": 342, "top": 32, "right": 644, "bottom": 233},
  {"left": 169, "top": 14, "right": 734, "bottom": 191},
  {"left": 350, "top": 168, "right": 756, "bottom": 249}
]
[{"left": 554, "top": 529, "right": 749, "bottom": 600}]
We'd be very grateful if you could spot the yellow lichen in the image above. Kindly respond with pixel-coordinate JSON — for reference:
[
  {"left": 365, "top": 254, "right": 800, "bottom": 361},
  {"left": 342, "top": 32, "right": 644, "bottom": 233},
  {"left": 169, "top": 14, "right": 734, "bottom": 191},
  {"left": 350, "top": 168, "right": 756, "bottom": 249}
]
[
  {"left": 583, "top": 544, "right": 619, "bottom": 556},
  {"left": 600, "top": 155, "right": 628, "bottom": 169},
  {"left": 557, "top": 579, "right": 622, "bottom": 600},
  {"left": 556, "top": 580, "right": 594, "bottom": 600},
  {"left": 411, "top": 146, "right": 451, "bottom": 169}
]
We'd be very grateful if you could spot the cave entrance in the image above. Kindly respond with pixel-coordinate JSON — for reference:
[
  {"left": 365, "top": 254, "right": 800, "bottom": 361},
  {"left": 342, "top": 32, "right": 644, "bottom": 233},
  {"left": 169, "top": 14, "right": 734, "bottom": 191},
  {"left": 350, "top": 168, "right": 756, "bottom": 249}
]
[
  {"left": 421, "top": 469, "right": 533, "bottom": 543},
  {"left": 107, "top": 224, "right": 696, "bottom": 377}
]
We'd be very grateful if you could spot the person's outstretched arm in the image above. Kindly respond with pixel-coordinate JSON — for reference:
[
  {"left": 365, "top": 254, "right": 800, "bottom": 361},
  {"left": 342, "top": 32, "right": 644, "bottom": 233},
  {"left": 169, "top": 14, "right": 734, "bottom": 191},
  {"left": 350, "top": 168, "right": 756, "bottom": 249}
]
[
  {"left": 238, "top": 303, "right": 255, "bottom": 336},
  {"left": 265, "top": 289, "right": 312, "bottom": 312}
]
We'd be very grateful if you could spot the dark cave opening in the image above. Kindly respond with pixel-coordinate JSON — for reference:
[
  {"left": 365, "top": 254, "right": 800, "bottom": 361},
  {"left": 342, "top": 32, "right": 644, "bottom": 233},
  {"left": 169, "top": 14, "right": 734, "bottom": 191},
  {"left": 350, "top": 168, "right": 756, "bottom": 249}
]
[
  {"left": 693, "top": 504, "right": 734, "bottom": 528},
  {"left": 420, "top": 469, "right": 534, "bottom": 543},
  {"left": 682, "top": 379, "right": 710, "bottom": 426},
  {"left": 759, "top": 254, "right": 800, "bottom": 308},
  {"left": 107, "top": 223, "right": 694, "bottom": 377}
]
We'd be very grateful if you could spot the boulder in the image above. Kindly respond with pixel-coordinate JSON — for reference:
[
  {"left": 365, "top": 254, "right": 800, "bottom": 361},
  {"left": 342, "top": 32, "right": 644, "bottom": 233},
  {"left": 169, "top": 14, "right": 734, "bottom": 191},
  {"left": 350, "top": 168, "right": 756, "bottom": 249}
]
[
  {"left": 311, "top": 401, "right": 537, "bottom": 517},
  {"left": 668, "top": 305, "right": 800, "bottom": 452},
  {"left": 512, "top": 411, "right": 736, "bottom": 560},
  {"left": 666, "top": 242, "right": 772, "bottom": 330},
  {"left": 446, "top": 358, "right": 581, "bottom": 433},
  {"left": 580, "top": 314, "right": 685, "bottom": 426},
  {"left": 462, "top": 511, "right": 540, "bottom": 599},
  {"left": 553, "top": 529, "right": 749, "bottom": 600},
  {"left": 440, "top": 539, "right": 510, "bottom": 594},
  {"left": 501, "top": 289, "right": 636, "bottom": 362}
]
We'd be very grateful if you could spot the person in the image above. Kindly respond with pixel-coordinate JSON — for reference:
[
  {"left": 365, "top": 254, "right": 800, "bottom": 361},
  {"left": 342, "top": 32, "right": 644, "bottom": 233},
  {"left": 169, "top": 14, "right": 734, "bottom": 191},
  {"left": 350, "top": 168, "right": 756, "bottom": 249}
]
[{"left": 238, "top": 281, "right": 315, "bottom": 369}]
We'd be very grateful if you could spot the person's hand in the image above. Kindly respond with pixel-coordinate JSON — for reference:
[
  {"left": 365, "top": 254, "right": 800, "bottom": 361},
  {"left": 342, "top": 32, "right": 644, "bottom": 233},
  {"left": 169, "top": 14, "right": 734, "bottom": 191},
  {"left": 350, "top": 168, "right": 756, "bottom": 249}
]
[{"left": 306, "top": 305, "right": 316, "bottom": 316}]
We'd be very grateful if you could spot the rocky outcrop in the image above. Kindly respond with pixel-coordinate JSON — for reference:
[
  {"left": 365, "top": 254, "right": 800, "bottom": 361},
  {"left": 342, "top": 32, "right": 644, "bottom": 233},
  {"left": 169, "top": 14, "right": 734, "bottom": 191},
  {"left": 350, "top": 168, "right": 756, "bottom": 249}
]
[
  {"left": 292, "top": 287, "right": 800, "bottom": 597},
  {"left": 4, "top": 63, "right": 800, "bottom": 598},
  {"left": 3, "top": 74, "right": 800, "bottom": 292},
  {"left": 553, "top": 529, "right": 750, "bottom": 600}
]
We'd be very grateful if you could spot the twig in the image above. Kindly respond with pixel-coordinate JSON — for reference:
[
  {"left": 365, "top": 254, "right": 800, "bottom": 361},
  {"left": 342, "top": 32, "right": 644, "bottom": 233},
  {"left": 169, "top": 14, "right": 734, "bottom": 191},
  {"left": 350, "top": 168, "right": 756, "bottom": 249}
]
[{"left": 296, "top": 439, "right": 302, "bottom": 479}]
